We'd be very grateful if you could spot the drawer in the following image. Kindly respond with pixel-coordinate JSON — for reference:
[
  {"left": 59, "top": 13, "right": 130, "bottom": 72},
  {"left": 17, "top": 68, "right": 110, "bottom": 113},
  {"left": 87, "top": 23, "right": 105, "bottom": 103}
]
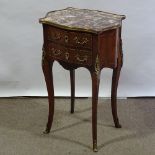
[
  {"left": 45, "top": 25, "right": 92, "bottom": 49},
  {"left": 45, "top": 42, "right": 92, "bottom": 66},
  {"left": 46, "top": 26, "right": 68, "bottom": 45},
  {"left": 69, "top": 48, "right": 92, "bottom": 65},
  {"left": 69, "top": 32, "right": 92, "bottom": 49},
  {"left": 45, "top": 42, "right": 67, "bottom": 61}
]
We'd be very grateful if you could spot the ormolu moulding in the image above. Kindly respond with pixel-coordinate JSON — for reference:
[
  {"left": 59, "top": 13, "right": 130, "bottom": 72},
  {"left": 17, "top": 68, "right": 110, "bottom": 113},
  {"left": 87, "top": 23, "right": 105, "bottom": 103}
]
[
  {"left": 95, "top": 55, "right": 100, "bottom": 75},
  {"left": 42, "top": 46, "right": 46, "bottom": 66}
]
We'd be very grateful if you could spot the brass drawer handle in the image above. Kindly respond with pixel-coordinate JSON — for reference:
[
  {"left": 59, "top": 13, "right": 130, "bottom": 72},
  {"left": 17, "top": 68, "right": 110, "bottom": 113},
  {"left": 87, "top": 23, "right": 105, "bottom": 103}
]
[
  {"left": 74, "top": 36, "right": 89, "bottom": 45},
  {"left": 76, "top": 55, "right": 88, "bottom": 62},
  {"left": 51, "top": 48, "right": 62, "bottom": 56}
]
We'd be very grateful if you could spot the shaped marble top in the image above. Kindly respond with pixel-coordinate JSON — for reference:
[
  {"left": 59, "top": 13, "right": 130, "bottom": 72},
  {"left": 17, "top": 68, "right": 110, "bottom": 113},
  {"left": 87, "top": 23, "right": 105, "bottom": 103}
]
[{"left": 39, "top": 7, "right": 125, "bottom": 33}]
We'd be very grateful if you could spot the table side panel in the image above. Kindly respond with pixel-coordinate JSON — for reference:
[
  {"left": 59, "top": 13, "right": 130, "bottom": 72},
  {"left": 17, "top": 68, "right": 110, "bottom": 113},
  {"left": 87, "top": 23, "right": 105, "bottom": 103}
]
[{"left": 99, "top": 29, "right": 118, "bottom": 68}]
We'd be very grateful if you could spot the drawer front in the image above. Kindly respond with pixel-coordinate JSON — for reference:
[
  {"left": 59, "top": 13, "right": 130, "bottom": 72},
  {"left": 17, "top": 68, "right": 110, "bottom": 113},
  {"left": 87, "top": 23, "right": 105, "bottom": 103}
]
[
  {"left": 46, "top": 42, "right": 67, "bottom": 61},
  {"left": 45, "top": 42, "right": 92, "bottom": 66},
  {"left": 45, "top": 25, "right": 92, "bottom": 49},
  {"left": 70, "top": 48, "right": 92, "bottom": 65},
  {"left": 46, "top": 26, "right": 68, "bottom": 45},
  {"left": 69, "top": 32, "right": 92, "bottom": 49}
]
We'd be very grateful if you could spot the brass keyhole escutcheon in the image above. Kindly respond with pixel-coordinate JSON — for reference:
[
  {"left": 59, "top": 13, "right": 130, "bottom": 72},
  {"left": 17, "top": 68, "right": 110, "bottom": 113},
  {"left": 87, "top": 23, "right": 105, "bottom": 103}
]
[{"left": 65, "top": 35, "right": 68, "bottom": 43}]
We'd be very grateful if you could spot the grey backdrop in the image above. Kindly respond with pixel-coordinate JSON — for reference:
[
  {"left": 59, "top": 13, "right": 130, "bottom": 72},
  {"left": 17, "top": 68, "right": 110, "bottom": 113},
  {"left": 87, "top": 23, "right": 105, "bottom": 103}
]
[{"left": 0, "top": 0, "right": 155, "bottom": 97}]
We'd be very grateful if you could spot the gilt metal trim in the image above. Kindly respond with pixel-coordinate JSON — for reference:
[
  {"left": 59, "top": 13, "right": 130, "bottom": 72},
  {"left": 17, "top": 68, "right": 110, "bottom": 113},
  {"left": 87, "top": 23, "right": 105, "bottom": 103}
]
[
  {"left": 42, "top": 46, "right": 46, "bottom": 66},
  {"left": 73, "top": 36, "right": 89, "bottom": 45},
  {"left": 39, "top": 7, "right": 125, "bottom": 34},
  {"left": 65, "top": 52, "right": 69, "bottom": 60},
  {"left": 93, "top": 140, "right": 98, "bottom": 152},
  {"left": 95, "top": 55, "right": 100, "bottom": 75},
  {"left": 76, "top": 54, "right": 88, "bottom": 63}
]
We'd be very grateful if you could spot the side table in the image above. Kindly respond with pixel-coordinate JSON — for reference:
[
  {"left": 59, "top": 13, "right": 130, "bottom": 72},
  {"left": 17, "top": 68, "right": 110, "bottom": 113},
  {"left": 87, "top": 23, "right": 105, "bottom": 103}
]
[{"left": 39, "top": 7, "right": 125, "bottom": 152}]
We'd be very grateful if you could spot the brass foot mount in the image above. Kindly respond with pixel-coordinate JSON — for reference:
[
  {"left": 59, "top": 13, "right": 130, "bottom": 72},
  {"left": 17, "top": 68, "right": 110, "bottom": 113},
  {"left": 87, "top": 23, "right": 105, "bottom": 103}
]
[{"left": 93, "top": 141, "right": 98, "bottom": 152}]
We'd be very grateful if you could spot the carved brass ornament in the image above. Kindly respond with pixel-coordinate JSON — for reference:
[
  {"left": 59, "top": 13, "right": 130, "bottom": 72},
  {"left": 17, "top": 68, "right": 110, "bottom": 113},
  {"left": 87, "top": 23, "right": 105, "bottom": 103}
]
[
  {"left": 53, "top": 33, "right": 61, "bottom": 40},
  {"left": 95, "top": 55, "right": 100, "bottom": 75},
  {"left": 51, "top": 48, "right": 62, "bottom": 56},
  {"left": 120, "top": 38, "right": 123, "bottom": 67},
  {"left": 93, "top": 140, "right": 98, "bottom": 152},
  {"left": 74, "top": 36, "right": 89, "bottom": 45},
  {"left": 42, "top": 47, "right": 46, "bottom": 66},
  {"left": 65, "top": 52, "right": 69, "bottom": 60},
  {"left": 76, "top": 54, "right": 88, "bottom": 63}
]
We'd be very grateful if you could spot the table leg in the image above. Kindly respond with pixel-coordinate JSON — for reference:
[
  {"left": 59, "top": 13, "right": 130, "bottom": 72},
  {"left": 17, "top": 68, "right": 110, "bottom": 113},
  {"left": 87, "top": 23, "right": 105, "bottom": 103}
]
[
  {"left": 111, "top": 64, "right": 122, "bottom": 128},
  {"left": 91, "top": 71, "right": 100, "bottom": 152},
  {"left": 70, "top": 70, "right": 75, "bottom": 113},
  {"left": 42, "top": 58, "right": 55, "bottom": 134}
]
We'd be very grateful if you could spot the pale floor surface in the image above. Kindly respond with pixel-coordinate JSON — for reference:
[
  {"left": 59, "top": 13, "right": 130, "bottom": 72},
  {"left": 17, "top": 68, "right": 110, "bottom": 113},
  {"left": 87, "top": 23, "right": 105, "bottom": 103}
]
[{"left": 0, "top": 98, "right": 155, "bottom": 155}]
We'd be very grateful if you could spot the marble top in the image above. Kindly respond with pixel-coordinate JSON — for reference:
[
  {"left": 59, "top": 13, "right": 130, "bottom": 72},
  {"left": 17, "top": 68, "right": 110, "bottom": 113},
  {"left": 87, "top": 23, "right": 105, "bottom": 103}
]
[{"left": 39, "top": 7, "right": 125, "bottom": 33}]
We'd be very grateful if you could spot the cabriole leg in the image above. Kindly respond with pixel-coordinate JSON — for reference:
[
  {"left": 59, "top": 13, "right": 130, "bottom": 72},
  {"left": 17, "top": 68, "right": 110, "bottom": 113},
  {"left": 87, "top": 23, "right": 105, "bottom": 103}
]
[
  {"left": 42, "top": 53, "right": 55, "bottom": 134},
  {"left": 111, "top": 64, "right": 122, "bottom": 128}
]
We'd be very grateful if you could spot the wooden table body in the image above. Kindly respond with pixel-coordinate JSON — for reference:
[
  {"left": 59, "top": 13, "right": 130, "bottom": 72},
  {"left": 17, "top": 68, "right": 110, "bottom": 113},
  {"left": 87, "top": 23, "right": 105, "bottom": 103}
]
[{"left": 41, "top": 24, "right": 123, "bottom": 151}]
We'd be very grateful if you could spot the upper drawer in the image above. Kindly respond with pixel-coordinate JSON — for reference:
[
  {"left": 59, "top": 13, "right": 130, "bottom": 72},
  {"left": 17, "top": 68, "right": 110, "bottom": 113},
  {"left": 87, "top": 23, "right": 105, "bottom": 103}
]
[
  {"left": 44, "top": 25, "right": 92, "bottom": 49},
  {"left": 69, "top": 31, "right": 92, "bottom": 49},
  {"left": 45, "top": 25, "right": 68, "bottom": 44}
]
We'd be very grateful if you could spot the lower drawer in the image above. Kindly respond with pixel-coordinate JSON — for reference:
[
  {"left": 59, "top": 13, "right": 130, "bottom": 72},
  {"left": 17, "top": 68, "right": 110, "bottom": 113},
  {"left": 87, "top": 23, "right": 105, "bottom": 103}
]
[{"left": 45, "top": 43, "right": 92, "bottom": 66}]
